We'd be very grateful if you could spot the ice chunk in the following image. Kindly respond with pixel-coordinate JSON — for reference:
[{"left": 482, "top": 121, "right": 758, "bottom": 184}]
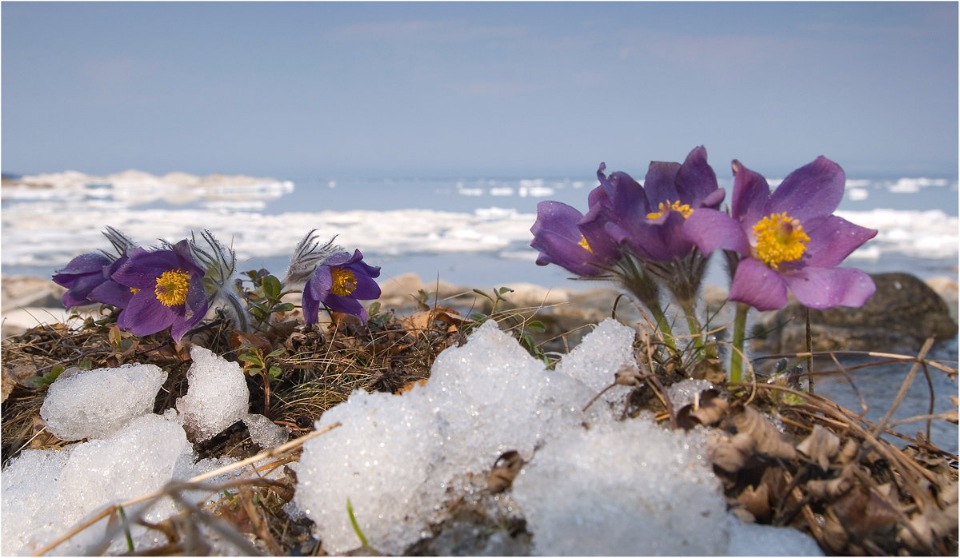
[
  {"left": 296, "top": 320, "right": 609, "bottom": 554},
  {"left": 176, "top": 346, "right": 250, "bottom": 442},
  {"left": 1, "top": 413, "right": 192, "bottom": 556},
  {"left": 242, "top": 413, "right": 289, "bottom": 449},
  {"left": 668, "top": 378, "right": 716, "bottom": 410},
  {"left": 296, "top": 389, "right": 443, "bottom": 555},
  {"left": 1, "top": 448, "right": 74, "bottom": 556},
  {"left": 554, "top": 318, "right": 638, "bottom": 406},
  {"left": 39, "top": 363, "right": 167, "bottom": 441},
  {"left": 727, "top": 517, "right": 823, "bottom": 555},
  {"left": 512, "top": 418, "right": 729, "bottom": 556}
]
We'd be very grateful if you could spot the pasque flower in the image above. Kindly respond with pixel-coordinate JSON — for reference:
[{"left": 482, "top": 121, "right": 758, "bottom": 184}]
[
  {"left": 52, "top": 227, "right": 137, "bottom": 308},
  {"left": 685, "top": 156, "right": 878, "bottom": 311},
  {"left": 583, "top": 146, "right": 725, "bottom": 263},
  {"left": 303, "top": 249, "right": 381, "bottom": 325},
  {"left": 110, "top": 239, "right": 210, "bottom": 342},
  {"left": 530, "top": 200, "right": 620, "bottom": 277}
]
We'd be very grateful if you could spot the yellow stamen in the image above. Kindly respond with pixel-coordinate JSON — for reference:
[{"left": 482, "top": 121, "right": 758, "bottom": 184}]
[
  {"left": 130, "top": 287, "right": 140, "bottom": 294},
  {"left": 578, "top": 235, "right": 593, "bottom": 253},
  {"left": 154, "top": 269, "right": 191, "bottom": 307},
  {"left": 646, "top": 200, "right": 694, "bottom": 220},
  {"left": 752, "top": 212, "right": 810, "bottom": 270},
  {"left": 331, "top": 267, "right": 358, "bottom": 297}
]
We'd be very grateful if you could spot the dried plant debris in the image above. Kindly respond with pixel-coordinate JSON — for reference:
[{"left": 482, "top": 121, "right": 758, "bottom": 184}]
[{"left": 675, "top": 378, "right": 958, "bottom": 556}]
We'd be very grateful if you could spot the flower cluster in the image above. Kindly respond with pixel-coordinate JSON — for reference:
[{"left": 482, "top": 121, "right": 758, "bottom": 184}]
[
  {"left": 53, "top": 228, "right": 381, "bottom": 343},
  {"left": 531, "top": 146, "right": 878, "bottom": 380}
]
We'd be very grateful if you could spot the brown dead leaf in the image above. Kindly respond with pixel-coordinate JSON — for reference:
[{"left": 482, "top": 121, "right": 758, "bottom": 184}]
[
  {"left": 737, "top": 481, "right": 771, "bottom": 521},
  {"left": 805, "top": 464, "right": 857, "bottom": 501},
  {"left": 833, "top": 486, "right": 899, "bottom": 542},
  {"left": 487, "top": 450, "right": 524, "bottom": 493},
  {"left": 726, "top": 404, "right": 797, "bottom": 461},
  {"left": 395, "top": 378, "right": 428, "bottom": 395},
  {"left": 796, "top": 424, "right": 841, "bottom": 470},
  {"left": 707, "top": 430, "right": 755, "bottom": 473}
]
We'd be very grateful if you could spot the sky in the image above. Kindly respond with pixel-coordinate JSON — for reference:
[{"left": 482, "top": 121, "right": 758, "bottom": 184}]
[{"left": 2, "top": 2, "right": 957, "bottom": 181}]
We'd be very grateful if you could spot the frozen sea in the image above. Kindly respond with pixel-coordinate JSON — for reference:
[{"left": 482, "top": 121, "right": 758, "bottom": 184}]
[{"left": 2, "top": 171, "right": 957, "bottom": 290}]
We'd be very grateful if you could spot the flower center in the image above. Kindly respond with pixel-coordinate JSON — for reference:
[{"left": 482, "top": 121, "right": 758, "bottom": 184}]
[
  {"left": 646, "top": 200, "right": 694, "bottom": 220},
  {"left": 154, "top": 269, "right": 191, "bottom": 307},
  {"left": 752, "top": 212, "right": 810, "bottom": 270},
  {"left": 578, "top": 235, "right": 593, "bottom": 253},
  {"left": 331, "top": 267, "right": 358, "bottom": 297}
]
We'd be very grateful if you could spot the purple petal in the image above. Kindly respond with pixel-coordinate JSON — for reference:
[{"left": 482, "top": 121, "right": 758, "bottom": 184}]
[
  {"left": 767, "top": 156, "right": 845, "bottom": 223},
  {"left": 301, "top": 283, "right": 322, "bottom": 325},
  {"left": 643, "top": 161, "right": 681, "bottom": 207},
  {"left": 676, "top": 146, "right": 720, "bottom": 207},
  {"left": 169, "top": 298, "right": 208, "bottom": 343},
  {"left": 117, "top": 294, "right": 176, "bottom": 336},
  {"left": 728, "top": 258, "right": 789, "bottom": 311},
  {"left": 54, "top": 252, "right": 112, "bottom": 277},
  {"left": 802, "top": 215, "right": 878, "bottom": 268},
  {"left": 89, "top": 280, "right": 134, "bottom": 308},
  {"left": 112, "top": 248, "right": 182, "bottom": 289},
  {"left": 782, "top": 267, "right": 877, "bottom": 309},
  {"left": 730, "top": 160, "right": 771, "bottom": 228},
  {"left": 683, "top": 209, "right": 750, "bottom": 256},
  {"left": 532, "top": 230, "right": 605, "bottom": 276},
  {"left": 531, "top": 201, "right": 583, "bottom": 242},
  {"left": 325, "top": 295, "right": 367, "bottom": 322},
  {"left": 351, "top": 273, "right": 382, "bottom": 299}
]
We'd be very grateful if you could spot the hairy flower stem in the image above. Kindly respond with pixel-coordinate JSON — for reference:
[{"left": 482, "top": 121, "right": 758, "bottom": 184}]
[
  {"left": 616, "top": 254, "right": 677, "bottom": 352},
  {"left": 679, "top": 298, "right": 704, "bottom": 355},
  {"left": 730, "top": 302, "right": 750, "bottom": 383},
  {"left": 221, "top": 290, "right": 251, "bottom": 333}
]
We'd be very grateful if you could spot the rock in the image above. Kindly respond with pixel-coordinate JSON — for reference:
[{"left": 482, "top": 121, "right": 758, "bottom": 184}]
[
  {"left": 2, "top": 276, "right": 72, "bottom": 338},
  {"left": 753, "top": 272, "right": 958, "bottom": 353},
  {"left": 2, "top": 276, "right": 66, "bottom": 311}
]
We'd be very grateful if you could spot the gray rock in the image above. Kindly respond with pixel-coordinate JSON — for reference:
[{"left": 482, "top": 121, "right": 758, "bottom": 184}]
[{"left": 753, "top": 272, "right": 958, "bottom": 354}]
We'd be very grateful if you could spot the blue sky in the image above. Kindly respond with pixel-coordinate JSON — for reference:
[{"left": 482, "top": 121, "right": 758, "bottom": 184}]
[{"left": 2, "top": 2, "right": 957, "bottom": 180}]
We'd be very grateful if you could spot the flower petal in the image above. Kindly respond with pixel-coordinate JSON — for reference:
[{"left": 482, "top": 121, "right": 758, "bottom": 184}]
[
  {"left": 782, "top": 267, "right": 877, "bottom": 309},
  {"left": 676, "top": 145, "right": 720, "bottom": 207},
  {"left": 767, "top": 156, "right": 845, "bottom": 223},
  {"left": 730, "top": 160, "right": 771, "bottom": 228},
  {"left": 803, "top": 215, "right": 878, "bottom": 268},
  {"left": 728, "top": 258, "right": 789, "bottom": 311},
  {"left": 118, "top": 294, "right": 175, "bottom": 336},
  {"left": 325, "top": 295, "right": 367, "bottom": 322},
  {"left": 111, "top": 248, "right": 181, "bottom": 289},
  {"left": 643, "top": 161, "right": 681, "bottom": 207},
  {"left": 89, "top": 280, "right": 134, "bottom": 308},
  {"left": 683, "top": 208, "right": 750, "bottom": 256}
]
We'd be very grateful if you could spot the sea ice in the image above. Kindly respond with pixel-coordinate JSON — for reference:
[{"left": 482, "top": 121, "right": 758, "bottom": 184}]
[
  {"left": 176, "top": 346, "right": 250, "bottom": 442},
  {"left": 39, "top": 363, "right": 167, "bottom": 441}
]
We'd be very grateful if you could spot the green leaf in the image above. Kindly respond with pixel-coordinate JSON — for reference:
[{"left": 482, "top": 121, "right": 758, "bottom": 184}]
[
  {"left": 273, "top": 302, "right": 295, "bottom": 313},
  {"left": 262, "top": 275, "right": 282, "bottom": 299},
  {"left": 268, "top": 366, "right": 283, "bottom": 380},
  {"left": 346, "top": 498, "right": 370, "bottom": 549},
  {"left": 238, "top": 353, "right": 264, "bottom": 367},
  {"left": 266, "top": 348, "right": 286, "bottom": 359},
  {"left": 526, "top": 320, "right": 546, "bottom": 333}
]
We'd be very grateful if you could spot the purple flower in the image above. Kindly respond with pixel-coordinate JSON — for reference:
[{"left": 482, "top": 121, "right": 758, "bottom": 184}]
[
  {"left": 109, "top": 240, "right": 210, "bottom": 342},
  {"left": 685, "top": 157, "right": 878, "bottom": 311},
  {"left": 530, "top": 200, "right": 620, "bottom": 276},
  {"left": 584, "top": 146, "right": 724, "bottom": 262},
  {"left": 303, "top": 249, "right": 381, "bottom": 325},
  {"left": 53, "top": 252, "right": 116, "bottom": 308}
]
